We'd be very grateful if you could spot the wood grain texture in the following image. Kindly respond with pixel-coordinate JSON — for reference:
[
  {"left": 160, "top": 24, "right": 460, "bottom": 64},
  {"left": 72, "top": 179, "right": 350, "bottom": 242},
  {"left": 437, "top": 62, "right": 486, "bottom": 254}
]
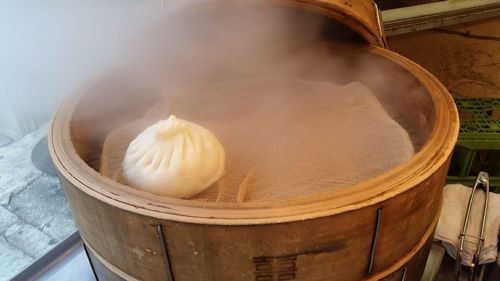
[
  {"left": 49, "top": 45, "right": 458, "bottom": 223},
  {"left": 288, "top": 0, "right": 386, "bottom": 46},
  {"left": 377, "top": 235, "right": 433, "bottom": 281},
  {"left": 57, "top": 156, "right": 447, "bottom": 280},
  {"left": 375, "top": 0, "right": 439, "bottom": 10},
  {"left": 48, "top": 1, "right": 459, "bottom": 280},
  {"left": 49, "top": 53, "right": 457, "bottom": 280},
  {"left": 388, "top": 18, "right": 500, "bottom": 98},
  {"left": 82, "top": 222, "right": 436, "bottom": 281}
]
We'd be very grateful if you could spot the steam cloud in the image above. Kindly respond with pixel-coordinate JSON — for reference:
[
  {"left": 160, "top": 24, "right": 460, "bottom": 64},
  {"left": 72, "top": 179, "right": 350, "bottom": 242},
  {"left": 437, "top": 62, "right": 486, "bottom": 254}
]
[{"left": 56, "top": 0, "right": 434, "bottom": 180}]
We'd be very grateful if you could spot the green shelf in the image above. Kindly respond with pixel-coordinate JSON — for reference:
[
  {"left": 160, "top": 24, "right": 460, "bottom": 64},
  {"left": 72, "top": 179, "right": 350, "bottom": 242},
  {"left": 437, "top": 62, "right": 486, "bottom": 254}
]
[
  {"left": 455, "top": 98, "right": 500, "bottom": 150},
  {"left": 446, "top": 98, "right": 500, "bottom": 190}
]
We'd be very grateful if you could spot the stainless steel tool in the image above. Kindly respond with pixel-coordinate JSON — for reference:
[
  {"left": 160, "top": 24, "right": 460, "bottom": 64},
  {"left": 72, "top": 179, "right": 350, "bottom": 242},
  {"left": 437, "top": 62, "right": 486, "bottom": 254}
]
[{"left": 454, "top": 171, "right": 490, "bottom": 281}]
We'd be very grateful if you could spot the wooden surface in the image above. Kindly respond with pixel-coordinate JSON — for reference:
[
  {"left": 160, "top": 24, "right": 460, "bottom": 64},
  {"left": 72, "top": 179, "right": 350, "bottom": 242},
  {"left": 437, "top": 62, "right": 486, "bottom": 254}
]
[
  {"left": 378, "top": 235, "right": 433, "bottom": 281},
  {"left": 48, "top": 1, "right": 459, "bottom": 279},
  {"left": 81, "top": 218, "right": 436, "bottom": 281},
  {"left": 59, "top": 167, "right": 445, "bottom": 280},
  {"left": 49, "top": 46, "right": 458, "bottom": 280},
  {"left": 388, "top": 18, "right": 500, "bottom": 98},
  {"left": 289, "top": 0, "right": 386, "bottom": 46},
  {"left": 49, "top": 47, "right": 458, "bottom": 223},
  {"left": 375, "top": 0, "right": 439, "bottom": 10}
]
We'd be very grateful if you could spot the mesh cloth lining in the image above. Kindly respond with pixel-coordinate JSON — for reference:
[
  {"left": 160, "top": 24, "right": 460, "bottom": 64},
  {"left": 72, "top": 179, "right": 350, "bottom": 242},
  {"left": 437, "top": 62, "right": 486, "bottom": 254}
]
[{"left": 100, "top": 77, "right": 415, "bottom": 203}]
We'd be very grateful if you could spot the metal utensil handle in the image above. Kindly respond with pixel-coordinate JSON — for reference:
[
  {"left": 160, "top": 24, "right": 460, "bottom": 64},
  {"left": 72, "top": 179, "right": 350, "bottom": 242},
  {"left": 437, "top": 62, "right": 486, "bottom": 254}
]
[{"left": 454, "top": 171, "right": 490, "bottom": 281}]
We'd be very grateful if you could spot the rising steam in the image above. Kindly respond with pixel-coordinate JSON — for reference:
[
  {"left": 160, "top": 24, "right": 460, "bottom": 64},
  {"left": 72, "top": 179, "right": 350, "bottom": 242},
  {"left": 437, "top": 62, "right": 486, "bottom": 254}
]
[{"left": 68, "top": 1, "right": 434, "bottom": 197}]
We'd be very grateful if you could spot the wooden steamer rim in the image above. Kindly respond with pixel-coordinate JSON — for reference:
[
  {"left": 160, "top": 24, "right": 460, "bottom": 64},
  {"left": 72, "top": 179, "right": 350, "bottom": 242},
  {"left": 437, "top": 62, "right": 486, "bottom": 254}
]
[
  {"left": 48, "top": 3, "right": 457, "bottom": 280},
  {"left": 285, "top": 0, "right": 387, "bottom": 47},
  {"left": 48, "top": 47, "right": 459, "bottom": 225}
]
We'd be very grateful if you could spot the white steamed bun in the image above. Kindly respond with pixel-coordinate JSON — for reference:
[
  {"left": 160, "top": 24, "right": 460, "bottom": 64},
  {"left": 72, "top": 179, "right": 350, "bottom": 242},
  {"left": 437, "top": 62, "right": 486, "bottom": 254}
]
[{"left": 123, "top": 115, "right": 225, "bottom": 198}]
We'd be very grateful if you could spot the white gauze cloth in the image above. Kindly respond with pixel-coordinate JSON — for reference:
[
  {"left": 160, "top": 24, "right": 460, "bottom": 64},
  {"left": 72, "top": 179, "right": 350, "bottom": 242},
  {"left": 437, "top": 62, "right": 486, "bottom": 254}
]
[{"left": 435, "top": 184, "right": 500, "bottom": 266}]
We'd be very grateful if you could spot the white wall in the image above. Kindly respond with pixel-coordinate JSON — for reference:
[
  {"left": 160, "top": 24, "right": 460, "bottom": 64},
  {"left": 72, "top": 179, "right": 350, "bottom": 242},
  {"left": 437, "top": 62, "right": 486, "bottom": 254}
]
[{"left": 0, "top": 0, "right": 169, "bottom": 139}]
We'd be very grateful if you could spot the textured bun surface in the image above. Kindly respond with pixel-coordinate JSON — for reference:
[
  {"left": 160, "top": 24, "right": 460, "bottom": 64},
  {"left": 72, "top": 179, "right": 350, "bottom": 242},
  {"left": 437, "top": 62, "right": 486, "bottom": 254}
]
[{"left": 123, "top": 115, "right": 225, "bottom": 198}]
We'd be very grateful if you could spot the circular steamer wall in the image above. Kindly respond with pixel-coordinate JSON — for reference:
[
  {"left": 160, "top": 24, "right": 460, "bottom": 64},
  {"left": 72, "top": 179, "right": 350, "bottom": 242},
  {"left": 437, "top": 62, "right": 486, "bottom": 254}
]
[{"left": 49, "top": 1, "right": 459, "bottom": 281}]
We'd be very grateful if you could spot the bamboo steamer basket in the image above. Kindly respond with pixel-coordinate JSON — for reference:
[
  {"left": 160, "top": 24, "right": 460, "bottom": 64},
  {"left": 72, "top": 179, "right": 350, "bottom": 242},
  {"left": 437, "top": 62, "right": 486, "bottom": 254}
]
[{"left": 49, "top": 1, "right": 459, "bottom": 280}]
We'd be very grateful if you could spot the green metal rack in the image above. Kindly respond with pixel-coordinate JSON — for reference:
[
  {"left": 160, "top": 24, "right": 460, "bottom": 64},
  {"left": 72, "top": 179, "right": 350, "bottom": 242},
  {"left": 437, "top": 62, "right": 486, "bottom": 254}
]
[{"left": 447, "top": 98, "right": 500, "bottom": 192}]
